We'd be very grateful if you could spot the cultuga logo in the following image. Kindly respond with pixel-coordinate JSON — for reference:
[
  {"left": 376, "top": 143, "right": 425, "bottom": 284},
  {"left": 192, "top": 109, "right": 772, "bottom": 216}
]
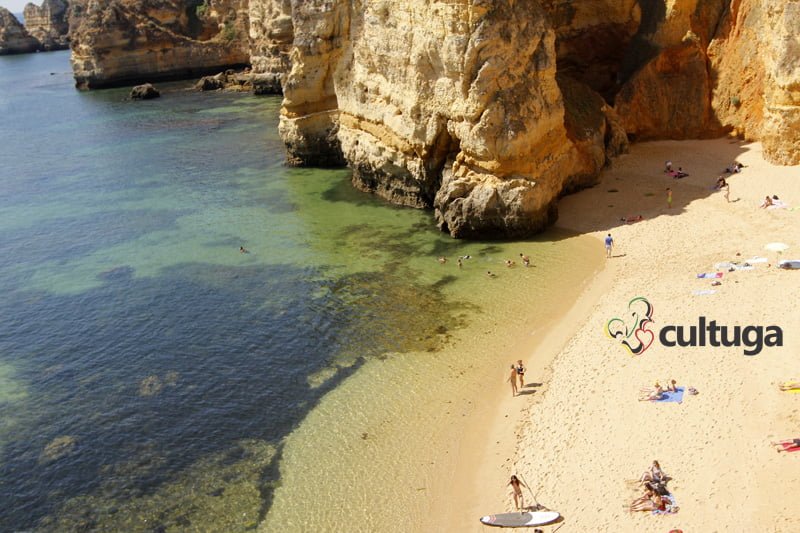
[{"left": 605, "top": 297, "right": 783, "bottom": 356}]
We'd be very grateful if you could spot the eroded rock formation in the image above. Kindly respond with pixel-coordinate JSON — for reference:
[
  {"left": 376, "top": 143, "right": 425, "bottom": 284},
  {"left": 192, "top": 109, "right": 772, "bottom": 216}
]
[
  {"left": 23, "top": 0, "right": 70, "bottom": 51},
  {"left": 69, "top": 0, "right": 251, "bottom": 89},
  {"left": 0, "top": 7, "right": 40, "bottom": 54},
  {"left": 280, "top": 0, "right": 625, "bottom": 238},
  {"left": 248, "top": 0, "right": 292, "bottom": 94},
  {"left": 708, "top": 0, "right": 800, "bottom": 165}
]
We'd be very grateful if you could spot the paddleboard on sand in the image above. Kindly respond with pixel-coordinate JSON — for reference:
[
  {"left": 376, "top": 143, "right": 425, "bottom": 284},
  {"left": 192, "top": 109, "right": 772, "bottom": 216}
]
[
  {"left": 778, "top": 260, "right": 800, "bottom": 270},
  {"left": 480, "top": 511, "right": 560, "bottom": 527}
]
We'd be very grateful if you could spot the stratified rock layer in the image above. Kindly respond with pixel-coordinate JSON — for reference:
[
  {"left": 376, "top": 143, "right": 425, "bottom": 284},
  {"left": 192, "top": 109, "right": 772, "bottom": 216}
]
[
  {"left": 0, "top": 7, "right": 40, "bottom": 54},
  {"left": 69, "top": 0, "right": 251, "bottom": 89},
  {"left": 281, "top": 0, "right": 623, "bottom": 238},
  {"left": 23, "top": 0, "right": 70, "bottom": 51},
  {"left": 248, "top": 0, "right": 292, "bottom": 94}
]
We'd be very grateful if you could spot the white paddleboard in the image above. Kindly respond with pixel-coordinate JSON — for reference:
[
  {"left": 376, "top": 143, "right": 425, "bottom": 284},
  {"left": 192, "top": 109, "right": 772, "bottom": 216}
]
[{"left": 479, "top": 510, "right": 560, "bottom": 527}]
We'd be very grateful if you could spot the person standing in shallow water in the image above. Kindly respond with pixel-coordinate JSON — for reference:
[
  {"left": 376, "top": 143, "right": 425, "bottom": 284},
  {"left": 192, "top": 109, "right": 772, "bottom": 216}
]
[
  {"left": 666, "top": 187, "right": 673, "bottom": 209},
  {"left": 507, "top": 365, "right": 518, "bottom": 397},
  {"left": 604, "top": 234, "right": 614, "bottom": 258}
]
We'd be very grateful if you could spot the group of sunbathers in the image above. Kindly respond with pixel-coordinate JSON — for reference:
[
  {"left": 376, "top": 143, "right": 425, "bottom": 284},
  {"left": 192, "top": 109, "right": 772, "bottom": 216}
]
[
  {"left": 664, "top": 161, "right": 689, "bottom": 179},
  {"left": 626, "top": 460, "right": 679, "bottom": 513}
]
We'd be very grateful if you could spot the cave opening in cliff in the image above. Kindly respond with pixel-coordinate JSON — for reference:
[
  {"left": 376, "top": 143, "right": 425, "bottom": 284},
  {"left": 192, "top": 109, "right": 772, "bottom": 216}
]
[
  {"left": 426, "top": 127, "right": 461, "bottom": 208},
  {"left": 545, "top": 0, "right": 667, "bottom": 104}
]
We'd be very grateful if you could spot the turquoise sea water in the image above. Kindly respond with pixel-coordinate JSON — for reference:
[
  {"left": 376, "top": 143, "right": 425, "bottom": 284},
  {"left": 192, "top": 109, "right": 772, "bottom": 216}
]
[{"left": 0, "top": 51, "right": 600, "bottom": 531}]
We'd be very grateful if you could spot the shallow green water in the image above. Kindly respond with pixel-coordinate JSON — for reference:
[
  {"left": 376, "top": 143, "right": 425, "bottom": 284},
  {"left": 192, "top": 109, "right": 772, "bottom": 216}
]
[{"left": 0, "top": 51, "right": 600, "bottom": 531}]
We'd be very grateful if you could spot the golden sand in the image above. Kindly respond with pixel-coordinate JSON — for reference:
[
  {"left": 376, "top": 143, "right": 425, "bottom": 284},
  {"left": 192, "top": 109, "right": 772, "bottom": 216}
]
[{"left": 450, "top": 138, "right": 800, "bottom": 532}]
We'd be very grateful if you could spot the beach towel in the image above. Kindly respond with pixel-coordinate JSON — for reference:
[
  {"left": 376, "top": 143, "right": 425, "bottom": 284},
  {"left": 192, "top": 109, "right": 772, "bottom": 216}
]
[
  {"left": 746, "top": 257, "right": 769, "bottom": 264},
  {"left": 654, "top": 387, "right": 684, "bottom": 403},
  {"left": 692, "top": 289, "right": 716, "bottom": 296},
  {"left": 780, "top": 442, "right": 800, "bottom": 453},
  {"left": 697, "top": 272, "right": 723, "bottom": 279},
  {"left": 767, "top": 200, "right": 789, "bottom": 210},
  {"left": 713, "top": 262, "right": 754, "bottom": 271},
  {"left": 652, "top": 494, "right": 679, "bottom": 515}
]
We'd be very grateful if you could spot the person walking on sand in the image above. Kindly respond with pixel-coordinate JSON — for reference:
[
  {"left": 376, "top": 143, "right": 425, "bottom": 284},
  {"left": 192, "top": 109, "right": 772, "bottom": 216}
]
[
  {"left": 507, "top": 365, "right": 518, "bottom": 397},
  {"left": 508, "top": 475, "right": 528, "bottom": 510},
  {"left": 604, "top": 233, "right": 614, "bottom": 258},
  {"left": 515, "top": 359, "right": 526, "bottom": 388},
  {"left": 666, "top": 187, "right": 673, "bottom": 209}
]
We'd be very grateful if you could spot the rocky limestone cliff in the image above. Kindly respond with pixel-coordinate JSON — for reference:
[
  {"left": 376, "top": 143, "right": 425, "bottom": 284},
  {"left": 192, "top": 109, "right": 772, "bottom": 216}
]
[
  {"left": 69, "top": 0, "right": 250, "bottom": 89},
  {"left": 280, "top": 0, "right": 625, "bottom": 238},
  {"left": 0, "top": 7, "right": 40, "bottom": 54},
  {"left": 612, "top": 0, "right": 799, "bottom": 164},
  {"left": 708, "top": 0, "right": 800, "bottom": 165},
  {"left": 248, "top": 0, "right": 292, "bottom": 94},
  {"left": 23, "top": 0, "right": 70, "bottom": 51}
]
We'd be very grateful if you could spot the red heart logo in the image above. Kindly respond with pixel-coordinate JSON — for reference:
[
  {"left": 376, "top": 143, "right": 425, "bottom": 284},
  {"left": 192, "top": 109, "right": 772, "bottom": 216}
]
[{"left": 634, "top": 324, "right": 655, "bottom": 354}]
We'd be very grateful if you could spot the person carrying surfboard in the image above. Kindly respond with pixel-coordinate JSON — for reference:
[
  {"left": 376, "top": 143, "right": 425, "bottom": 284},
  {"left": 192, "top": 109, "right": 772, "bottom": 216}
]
[{"left": 508, "top": 475, "right": 528, "bottom": 511}]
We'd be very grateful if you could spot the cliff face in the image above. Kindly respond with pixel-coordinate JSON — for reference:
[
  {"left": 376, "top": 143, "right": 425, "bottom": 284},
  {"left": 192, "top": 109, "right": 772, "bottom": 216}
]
[
  {"left": 612, "top": 0, "right": 799, "bottom": 164},
  {"left": 69, "top": 0, "right": 251, "bottom": 89},
  {"left": 23, "top": 0, "right": 70, "bottom": 51},
  {"left": 248, "top": 0, "right": 292, "bottom": 94},
  {"left": 707, "top": 0, "right": 800, "bottom": 165},
  {"left": 0, "top": 7, "right": 40, "bottom": 54},
  {"left": 280, "top": 0, "right": 623, "bottom": 238}
]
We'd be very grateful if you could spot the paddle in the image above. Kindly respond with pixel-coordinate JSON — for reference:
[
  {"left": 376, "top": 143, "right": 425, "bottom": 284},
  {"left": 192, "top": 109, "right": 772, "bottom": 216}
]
[{"left": 518, "top": 473, "right": 539, "bottom": 510}]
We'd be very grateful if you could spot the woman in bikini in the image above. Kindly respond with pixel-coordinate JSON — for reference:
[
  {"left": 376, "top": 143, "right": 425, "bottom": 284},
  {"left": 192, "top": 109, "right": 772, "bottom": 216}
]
[
  {"left": 640, "top": 460, "right": 667, "bottom": 484},
  {"left": 508, "top": 475, "right": 527, "bottom": 510},
  {"left": 638, "top": 382, "right": 664, "bottom": 401},
  {"left": 515, "top": 359, "right": 526, "bottom": 388},
  {"left": 771, "top": 438, "right": 800, "bottom": 452}
]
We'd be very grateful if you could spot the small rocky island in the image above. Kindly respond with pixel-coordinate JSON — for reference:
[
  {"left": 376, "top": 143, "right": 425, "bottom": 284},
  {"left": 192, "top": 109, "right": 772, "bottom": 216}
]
[{"left": 0, "top": 0, "right": 70, "bottom": 54}]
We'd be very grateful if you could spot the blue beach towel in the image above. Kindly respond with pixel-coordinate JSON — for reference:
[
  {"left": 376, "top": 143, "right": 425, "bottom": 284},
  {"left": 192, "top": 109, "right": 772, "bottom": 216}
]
[{"left": 655, "top": 387, "right": 684, "bottom": 403}]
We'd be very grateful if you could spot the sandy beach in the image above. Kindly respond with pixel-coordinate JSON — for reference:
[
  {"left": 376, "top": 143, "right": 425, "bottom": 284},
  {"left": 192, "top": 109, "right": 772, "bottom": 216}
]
[{"left": 459, "top": 138, "right": 800, "bottom": 532}]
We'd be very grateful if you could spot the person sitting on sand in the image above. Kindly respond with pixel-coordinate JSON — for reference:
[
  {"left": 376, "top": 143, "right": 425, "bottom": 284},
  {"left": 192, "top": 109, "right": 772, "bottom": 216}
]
[
  {"left": 519, "top": 253, "right": 531, "bottom": 267},
  {"left": 508, "top": 475, "right": 528, "bottom": 510},
  {"left": 504, "top": 259, "right": 516, "bottom": 267},
  {"left": 716, "top": 176, "right": 731, "bottom": 202},
  {"left": 760, "top": 195, "right": 774, "bottom": 208},
  {"left": 673, "top": 167, "right": 688, "bottom": 178},
  {"left": 665, "top": 379, "right": 678, "bottom": 393},
  {"left": 771, "top": 438, "right": 800, "bottom": 452},
  {"left": 487, "top": 271, "right": 496, "bottom": 278},
  {"left": 640, "top": 460, "right": 668, "bottom": 484},
  {"left": 639, "top": 382, "right": 664, "bottom": 401},
  {"left": 664, "top": 161, "right": 673, "bottom": 173},
  {"left": 620, "top": 215, "right": 644, "bottom": 223}
]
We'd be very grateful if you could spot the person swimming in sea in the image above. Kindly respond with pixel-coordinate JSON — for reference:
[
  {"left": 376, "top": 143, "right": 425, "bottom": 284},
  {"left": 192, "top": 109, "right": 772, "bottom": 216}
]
[{"left": 239, "top": 246, "right": 249, "bottom": 254}]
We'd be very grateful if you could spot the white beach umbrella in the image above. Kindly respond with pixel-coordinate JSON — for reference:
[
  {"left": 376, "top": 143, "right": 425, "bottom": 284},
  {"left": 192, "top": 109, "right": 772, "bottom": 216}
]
[{"left": 765, "top": 242, "right": 789, "bottom": 252}]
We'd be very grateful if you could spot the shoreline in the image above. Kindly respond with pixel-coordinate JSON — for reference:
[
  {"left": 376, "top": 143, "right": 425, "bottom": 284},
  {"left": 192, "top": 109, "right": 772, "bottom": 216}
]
[
  {"left": 466, "top": 137, "right": 800, "bottom": 532},
  {"left": 443, "top": 251, "right": 616, "bottom": 531}
]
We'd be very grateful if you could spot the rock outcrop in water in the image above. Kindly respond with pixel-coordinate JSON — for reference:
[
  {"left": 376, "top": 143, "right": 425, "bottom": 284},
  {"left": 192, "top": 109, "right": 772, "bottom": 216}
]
[
  {"left": 69, "top": 0, "right": 251, "bottom": 89},
  {"left": 279, "top": 0, "right": 625, "bottom": 238},
  {"left": 23, "top": 0, "right": 70, "bottom": 51},
  {"left": 278, "top": 0, "right": 800, "bottom": 238},
  {"left": 61, "top": 0, "right": 800, "bottom": 234},
  {"left": 0, "top": 7, "right": 40, "bottom": 54}
]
